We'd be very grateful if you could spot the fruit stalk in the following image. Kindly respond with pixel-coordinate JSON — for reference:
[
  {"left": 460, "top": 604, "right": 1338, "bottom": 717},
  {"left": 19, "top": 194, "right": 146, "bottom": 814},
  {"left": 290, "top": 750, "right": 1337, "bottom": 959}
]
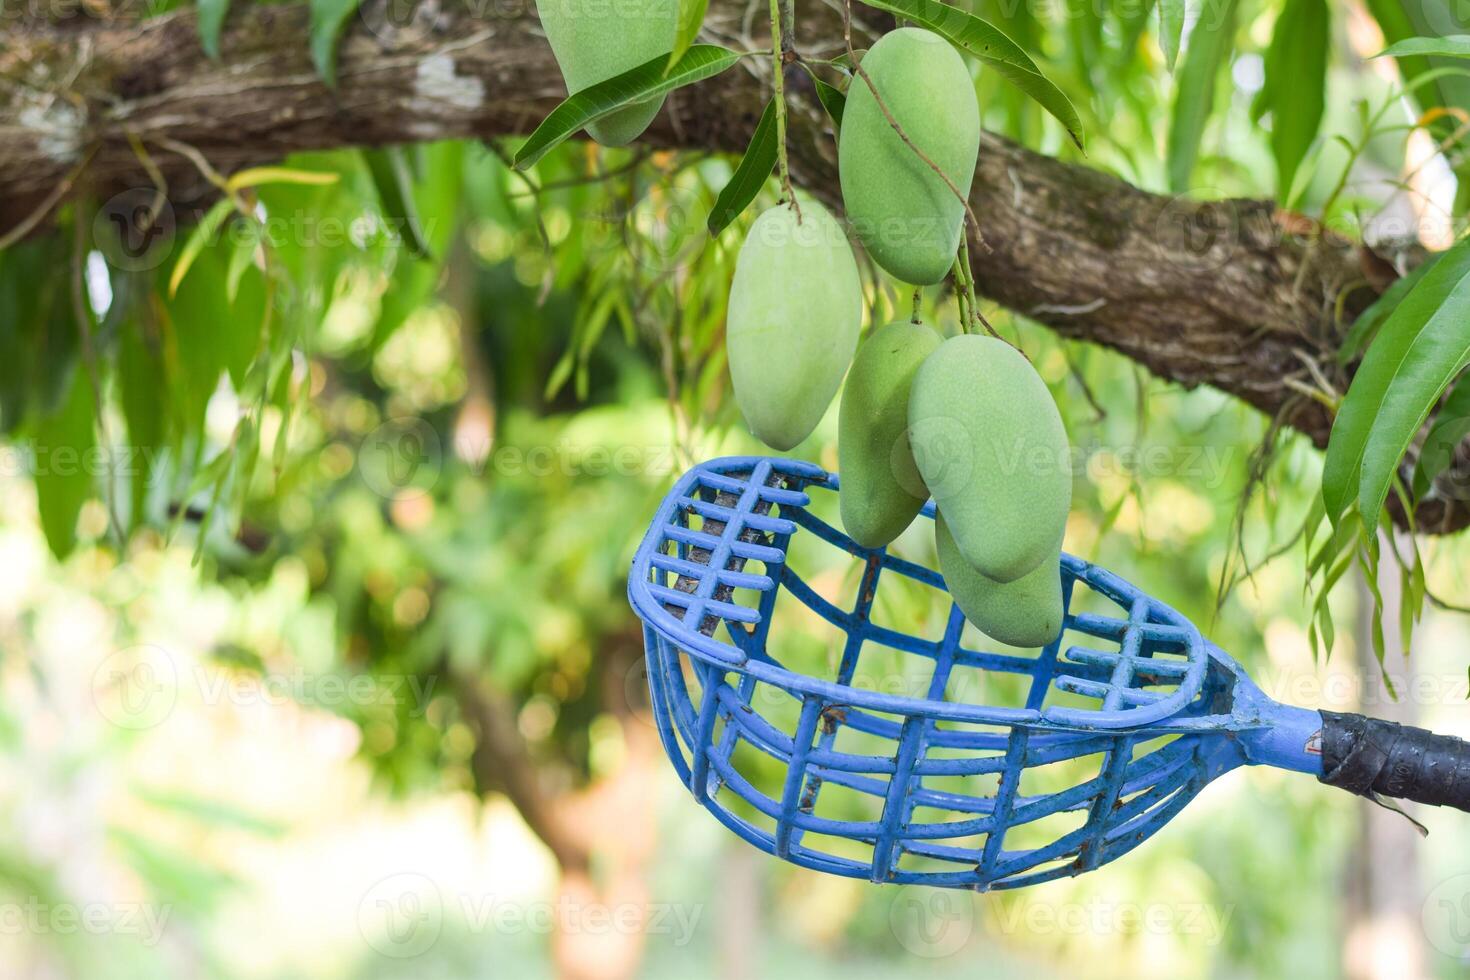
[{"left": 769, "top": 0, "right": 799, "bottom": 218}]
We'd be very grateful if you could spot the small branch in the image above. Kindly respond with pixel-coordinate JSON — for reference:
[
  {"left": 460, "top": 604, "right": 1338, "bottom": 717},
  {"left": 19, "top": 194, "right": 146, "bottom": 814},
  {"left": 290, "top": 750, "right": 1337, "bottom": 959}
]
[{"left": 770, "top": 0, "right": 799, "bottom": 216}]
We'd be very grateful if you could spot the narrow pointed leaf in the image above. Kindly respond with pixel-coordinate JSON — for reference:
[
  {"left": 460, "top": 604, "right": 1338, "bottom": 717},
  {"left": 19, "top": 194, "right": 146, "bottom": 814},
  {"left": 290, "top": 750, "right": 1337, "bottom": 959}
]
[
  {"left": 1321, "top": 235, "right": 1470, "bottom": 525},
  {"left": 1258, "top": 0, "right": 1328, "bottom": 201},
  {"left": 1412, "top": 369, "right": 1470, "bottom": 496},
  {"left": 854, "top": 0, "right": 1084, "bottom": 150},
  {"left": 668, "top": 0, "right": 712, "bottom": 72},
  {"left": 812, "top": 75, "right": 847, "bottom": 130},
  {"left": 363, "top": 147, "right": 432, "bottom": 259},
  {"left": 33, "top": 363, "right": 96, "bottom": 560},
  {"left": 1337, "top": 253, "right": 1443, "bottom": 365},
  {"left": 309, "top": 0, "right": 363, "bottom": 87},
  {"left": 1166, "top": 0, "right": 1239, "bottom": 193},
  {"left": 515, "top": 45, "right": 742, "bottom": 170},
  {"left": 1159, "top": 0, "right": 1185, "bottom": 70},
  {"left": 198, "top": 0, "right": 231, "bottom": 59},
  {"left": 707, "top": 100, "right": 778, "bottom": 236},
  {"left": 1375, "top": 35, "right": 1470, "bottom": 60}
]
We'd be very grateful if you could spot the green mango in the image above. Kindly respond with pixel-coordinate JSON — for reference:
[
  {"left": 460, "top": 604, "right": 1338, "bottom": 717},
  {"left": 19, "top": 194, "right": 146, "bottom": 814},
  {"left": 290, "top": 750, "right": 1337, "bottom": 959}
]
[
  {"left": 909, "top": 334, "right": 1071, "bottom": 582},
  {"left": 839, "top": 28, "right": 981, "bottom": 286},
  {"left": 727, "top": 200, "right": 863, "bottom": 451},
  {"left": 536, "top": 0, "right": 678, "bottom": 147},
  {"left": 937, "top": 513, "right": 1064, "bottom": 649},
  {"left": 838, "top": 319, "right": 942, "bottom": 548}
]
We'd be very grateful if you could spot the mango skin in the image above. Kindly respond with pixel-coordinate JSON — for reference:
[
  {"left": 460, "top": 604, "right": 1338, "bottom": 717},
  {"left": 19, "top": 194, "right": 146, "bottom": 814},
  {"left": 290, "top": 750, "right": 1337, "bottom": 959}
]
[
  {"left": 909, "top": 334, "right": 1071, "bottom": 582},
  {"left": 727, "top": 200, "right": 863, "bottom": 451},
  {"left": 938, "top": 514, "right": 1064, "bottom": 649},
  {"left": 536, "top": 0, "right": 678, "bottom": 147},
  {"left": 839, "top": 320, "right": 943, "bottom": 548},
  {"left": 839, "top": 28, "right": 981, "bottom": 285}
]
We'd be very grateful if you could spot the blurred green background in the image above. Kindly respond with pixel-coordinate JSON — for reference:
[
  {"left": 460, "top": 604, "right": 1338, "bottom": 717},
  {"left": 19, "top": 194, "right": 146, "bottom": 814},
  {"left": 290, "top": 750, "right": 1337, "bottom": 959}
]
[{"left": 6, "top": 0, "right": 1470, "bottom": 977}]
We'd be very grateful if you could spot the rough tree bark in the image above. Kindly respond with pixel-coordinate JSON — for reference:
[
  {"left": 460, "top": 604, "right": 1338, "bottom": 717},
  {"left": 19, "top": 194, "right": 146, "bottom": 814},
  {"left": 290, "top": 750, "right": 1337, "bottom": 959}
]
[{"left": 2, "top": 0, "right": 1466, "bottom": 530}]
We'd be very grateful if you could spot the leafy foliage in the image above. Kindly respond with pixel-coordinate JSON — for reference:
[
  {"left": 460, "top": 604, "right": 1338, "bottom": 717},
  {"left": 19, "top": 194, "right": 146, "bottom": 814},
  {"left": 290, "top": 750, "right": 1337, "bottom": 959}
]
[{"left": 514, "top": 45, "right": 743, "bottom": 170}]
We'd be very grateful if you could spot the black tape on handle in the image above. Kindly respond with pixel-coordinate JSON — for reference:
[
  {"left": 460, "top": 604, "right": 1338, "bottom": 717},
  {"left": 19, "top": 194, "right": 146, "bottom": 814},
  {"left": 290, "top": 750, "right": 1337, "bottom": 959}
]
[{"left": 1319, "top": 710, "right": 1470, "bottom": 812}]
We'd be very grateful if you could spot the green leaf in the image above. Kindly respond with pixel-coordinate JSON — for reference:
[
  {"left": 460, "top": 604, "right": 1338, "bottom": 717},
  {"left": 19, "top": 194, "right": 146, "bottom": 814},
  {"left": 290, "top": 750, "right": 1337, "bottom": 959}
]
[
  {"left": 1337, "top": 253, "right": 1443, "bottom": 365},
  {"left": 1375, "top": 35, "right": 1470, "bottom": 60},
  {"left": 309, "top": 0, "right": 363, "bottom": 87},
  {"left": 1166, "top": 0, "right": 1239, "bottom": 193},
  {"left": 1117, "top": 0, "right": 1157, "bottom": 65},
  {"left": 1412, "top": 368, "right": 1470, "bottom": 496},
  {"left": 668, "top": 0, "right": 711, "bottom": 72},
  {"left": 197, "top": 0, "right": 231, "bottom": 59},
  {"left": 811, "top": 74, "right": 847, "bottom": 130},
  {"left": 1159, "top": 0, "right": 1185, "bottom": 70},
  {"left": 169, "top": 198, "right": 233, "bottom": 297},
  {"left": 1321, "top": 235, "right": 1470, "bottom": 527},
  {"left": 855, "top": 0, "right": 1085, "bottom": 150},
  {"left": 117, "top": 319, "right": 166, "bottom": 531},
  {"left": 1256, "top": 0, "right": 1328, "bottom": 201},
  {"left": 707, "top": 99, "right": 778, "bottom": 237},
  {"left": 33, "top": 361, "right": 96, "bottom": 560},
  {"left": 515, "top": 45, "right": 742, "bottom": 170},
  {"left": 362, "top": 147, "right": 432, "bottom": 259}
]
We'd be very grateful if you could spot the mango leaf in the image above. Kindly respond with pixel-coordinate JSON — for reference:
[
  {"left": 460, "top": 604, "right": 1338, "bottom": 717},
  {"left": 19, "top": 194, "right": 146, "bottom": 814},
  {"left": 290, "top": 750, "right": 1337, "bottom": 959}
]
[
  {"left": 515, "top": 45, "right": 742, "bottom": 170},
  {"left": 1117, "top": 0, "right": 1157, "bottom": 65},
  {"left": 707, "top": 99, "right": 778, "bottom": 237},
  {"left": 309, "top": 0, "right": 363, "bottom": 87},
  {"left": 169, "top": 198, "right": 233, "bottom": 297},
  {"left": 1376, "top": 35, "right": 1470, "bottom": 59},
  {"left": 1322, "top": 235, "right": 1470, "bottom": 527},
  {"left": 362, "top": 148, "right": 431, "bottom": 259},
  {"left": 1337, "top": 253, "right": 1443, "bottom": 365},
  {"left": 668, "top": 0, "right": 711, "bottom": 72},
  {"left": 1166, "top": 0, "right": 1239, "bottom": 193},
  {"left": 116, "top": 318, "right": 167, "bottom": 530},
  {"left": 1254, "top": 0, "right": 1328, "bottom": 201},
  {"left": 197, "top": 0, "right": 231, "bottom": 59},
  {"left": 811, "top": 75, "right": 847, "bottom": 130},
  {"left": 32, "top": 361, "right": 96, "bottom": 560},
  {"left": 1159, "top": 0, "right": 1185, "bottom": 70},
  {"left": 1412, "top": 369, "right": 1470, "bottom": 496},
  {"left": 855, "top": 0, "right": 1084, "bottom": 150},
  {"left": 1364, "top": 0, "right": 1470, "bottom": 175},
  {"left": 225, "top": 167, "right": 340, "bottom": 193}
]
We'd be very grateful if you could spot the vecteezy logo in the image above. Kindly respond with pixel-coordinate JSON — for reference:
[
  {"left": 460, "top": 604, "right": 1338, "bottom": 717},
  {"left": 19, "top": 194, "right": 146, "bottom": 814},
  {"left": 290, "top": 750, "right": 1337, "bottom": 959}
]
[
  {"left": 1423, "top": 872, "right": 1470, "bottom": 958},
  {"left": 904, "top": 417, "right": 974, "bottom": 500},
  {"left": 93, "top": 189, "right": 177, "bottom": 272},
  {"left": 888, "top": 885, "right": 974, "bottom": 958},
  {"left": 91, "top": 645, "right": 179, "bottom": 730},
  {"left": 358, "top": 418, "right": 443, "bottom": 500},
  {"left": 358, "top": 873, "right": 444, "bottom": 958}
]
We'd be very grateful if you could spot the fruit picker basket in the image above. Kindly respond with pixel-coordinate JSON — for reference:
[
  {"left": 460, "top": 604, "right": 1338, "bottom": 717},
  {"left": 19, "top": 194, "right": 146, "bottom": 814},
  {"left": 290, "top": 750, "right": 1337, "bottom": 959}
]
[{"left": 627, "top": 456, "right": 1227, "bottom": 891}]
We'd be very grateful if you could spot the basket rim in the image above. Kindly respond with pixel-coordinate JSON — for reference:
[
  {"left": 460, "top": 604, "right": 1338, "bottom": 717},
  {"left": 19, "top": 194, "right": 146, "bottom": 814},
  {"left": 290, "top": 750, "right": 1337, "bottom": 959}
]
[{"left": 628, "top": 455, "right": 1210, "bottom": 731}]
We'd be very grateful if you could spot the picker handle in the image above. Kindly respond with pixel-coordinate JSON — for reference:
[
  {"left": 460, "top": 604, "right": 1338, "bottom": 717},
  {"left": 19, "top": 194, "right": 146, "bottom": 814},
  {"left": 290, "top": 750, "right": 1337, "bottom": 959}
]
[{"left": 1319, "top": 710, "right": 1470, "bottom": 812}]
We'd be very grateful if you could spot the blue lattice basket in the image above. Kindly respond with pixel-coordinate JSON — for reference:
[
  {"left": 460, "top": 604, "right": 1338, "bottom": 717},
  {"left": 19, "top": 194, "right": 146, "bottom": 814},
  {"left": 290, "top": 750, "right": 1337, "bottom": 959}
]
[{"left": 627, "top": 456, "right": 1470, "bottom": 889}]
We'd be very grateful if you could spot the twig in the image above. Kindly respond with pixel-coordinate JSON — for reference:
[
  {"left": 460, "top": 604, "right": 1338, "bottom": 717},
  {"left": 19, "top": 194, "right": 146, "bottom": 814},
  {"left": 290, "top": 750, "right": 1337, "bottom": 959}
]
[
  {"left": 770, "top": 0, "right": 800, "bottom": 218},
  {"left": 0, "top": 147, "right": 97, "bottom": 250},
  {"left": 842, "top": 0, "right": 985, "bottom": 251}
]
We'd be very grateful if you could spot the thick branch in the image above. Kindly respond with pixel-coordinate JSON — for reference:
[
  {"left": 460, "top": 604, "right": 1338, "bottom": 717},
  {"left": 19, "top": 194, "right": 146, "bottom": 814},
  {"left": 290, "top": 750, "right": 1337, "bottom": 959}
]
[{"left": 2, "top": 1, "right": 1463, "bottom": 530}]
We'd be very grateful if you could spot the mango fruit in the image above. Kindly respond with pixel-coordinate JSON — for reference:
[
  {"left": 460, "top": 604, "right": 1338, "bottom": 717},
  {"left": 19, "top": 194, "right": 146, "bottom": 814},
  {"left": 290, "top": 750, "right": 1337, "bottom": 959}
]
[
  {"left": 909, "top": 334, "right": 1071, "bottom": 582},
  {"left": 838, "top": 319, "right": 942, "bottom": 548},
  {"left": 937, "top": 514, "right": 1064, "bottom": 648},
  {"left": 838, "top": 28, "right": 981, "bottom": 285},
  {"left": 536, "top": 0, "right": 678, "bottom": 147},
  {"left": 727, "top": 199, "right": 863, "bottom": 451}
]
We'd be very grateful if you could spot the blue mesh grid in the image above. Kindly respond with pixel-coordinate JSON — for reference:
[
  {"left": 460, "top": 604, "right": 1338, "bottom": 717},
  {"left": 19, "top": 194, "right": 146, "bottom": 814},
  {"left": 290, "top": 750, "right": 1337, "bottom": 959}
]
[{"left": 628, "top": 456, "right": 1231, "bottom": 889}]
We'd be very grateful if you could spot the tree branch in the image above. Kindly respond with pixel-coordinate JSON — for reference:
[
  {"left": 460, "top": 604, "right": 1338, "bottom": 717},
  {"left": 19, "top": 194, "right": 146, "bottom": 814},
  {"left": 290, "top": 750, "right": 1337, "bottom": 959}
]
[{"left": 3, "top": 0, "right": 1464, "bottom": 531}]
